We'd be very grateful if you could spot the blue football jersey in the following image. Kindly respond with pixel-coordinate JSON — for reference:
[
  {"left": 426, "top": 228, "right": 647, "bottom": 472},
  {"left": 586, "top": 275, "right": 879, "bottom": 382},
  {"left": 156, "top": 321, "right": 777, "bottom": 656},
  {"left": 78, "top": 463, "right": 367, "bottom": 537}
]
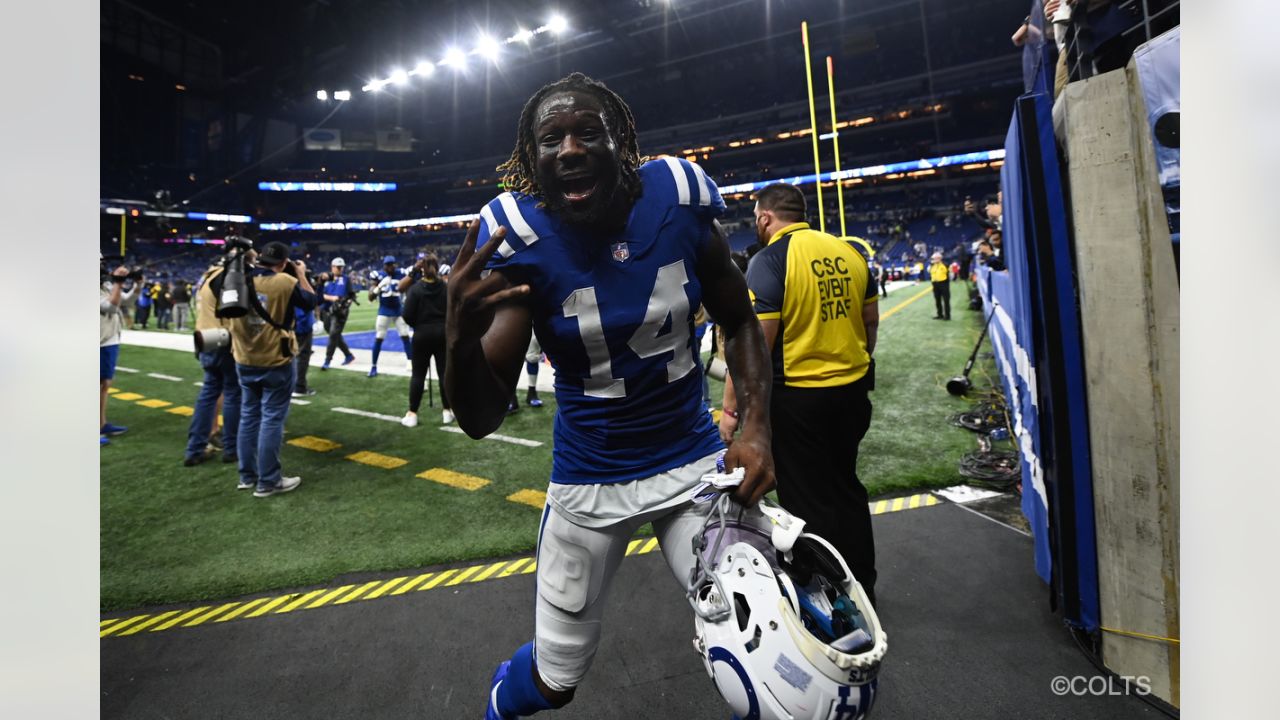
[
  {"left": 479, "top": 157, "right": 726, "bottom": 485},
  {"left": 321, "top": 275, "right": 352, "bottom": 309},
  {"left": 370, "top": 268, "right": 408, "bottom": 316}
]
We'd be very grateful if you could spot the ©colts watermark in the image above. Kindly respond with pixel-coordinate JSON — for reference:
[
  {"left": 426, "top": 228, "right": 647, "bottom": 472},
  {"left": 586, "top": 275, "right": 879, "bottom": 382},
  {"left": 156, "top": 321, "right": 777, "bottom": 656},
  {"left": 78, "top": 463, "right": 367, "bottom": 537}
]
[{"left": 1050, "top": 675, "right": 1152, "bottom": 696}]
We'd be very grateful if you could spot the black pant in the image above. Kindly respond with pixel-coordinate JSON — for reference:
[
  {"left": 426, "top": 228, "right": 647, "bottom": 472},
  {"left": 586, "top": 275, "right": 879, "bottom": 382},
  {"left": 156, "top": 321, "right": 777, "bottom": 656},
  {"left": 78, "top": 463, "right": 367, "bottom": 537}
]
[
  {"left": 294, "top": 332, "right": 313, "bottom": 392},
  {"left": 324, "top": 312, "right": 352, "bottom": 362},
  {"left": 135, "top": 305, "right": 150, "bottom": 327},
  {"left": 770, "top": 378, "right": 876, "bottom": 601},
  {"left": 932, "top": 280, "right": 951, "bottom": 319},
  {"left": 409, "top": 324, "right": 448, "bottom": 412}
]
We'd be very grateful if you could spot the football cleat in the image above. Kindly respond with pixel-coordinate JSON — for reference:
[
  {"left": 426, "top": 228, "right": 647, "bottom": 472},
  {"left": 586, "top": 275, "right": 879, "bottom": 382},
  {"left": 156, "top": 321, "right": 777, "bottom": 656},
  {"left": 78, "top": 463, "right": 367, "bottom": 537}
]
[{"left": 367, "top": 366, "right": 378, "bottom": 378}]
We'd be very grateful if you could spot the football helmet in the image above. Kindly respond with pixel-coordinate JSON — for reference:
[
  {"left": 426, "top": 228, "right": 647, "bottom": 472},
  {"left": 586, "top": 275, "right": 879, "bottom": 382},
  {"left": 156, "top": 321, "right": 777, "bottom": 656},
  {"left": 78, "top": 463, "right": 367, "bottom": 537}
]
[{"left": 688, "top": 477, "right": 887, "bottom": 720}]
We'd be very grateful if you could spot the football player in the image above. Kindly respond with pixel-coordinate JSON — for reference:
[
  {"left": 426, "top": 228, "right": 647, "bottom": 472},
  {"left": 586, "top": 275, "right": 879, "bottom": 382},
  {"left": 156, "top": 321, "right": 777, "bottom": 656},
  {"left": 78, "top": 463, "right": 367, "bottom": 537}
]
[
  {"left": 444, "top": 72, "right": 775, "bottom": 720},
  {"left": 366, "top": 255, "right": 413, "bottom": 378}
]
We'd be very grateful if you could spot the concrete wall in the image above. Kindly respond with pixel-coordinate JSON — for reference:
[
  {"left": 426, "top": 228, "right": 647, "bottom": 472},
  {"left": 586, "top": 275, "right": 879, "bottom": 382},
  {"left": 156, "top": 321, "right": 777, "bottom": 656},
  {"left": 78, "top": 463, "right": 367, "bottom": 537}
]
[{"left": 1060, "top": 60, "right": 1180, "bottom": 705}]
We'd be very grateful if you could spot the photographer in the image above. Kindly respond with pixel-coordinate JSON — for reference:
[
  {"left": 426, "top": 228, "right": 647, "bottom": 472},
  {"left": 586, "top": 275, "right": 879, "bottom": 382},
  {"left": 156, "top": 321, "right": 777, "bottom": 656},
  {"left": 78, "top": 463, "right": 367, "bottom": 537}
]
[
  {"left": 171, "top": 280, "right": 192, "bottom": 332},
  {"left": 185, "top": 261, "right": 239, "bottom": 466},
  {"left": 292, "top": 260, "right": 317, "bottom": 397},
  {"left": 100, "top": 260, "right": 141, "bottom": 445},
  {"left": 230, "top": 241, "right": 316, "bottom": 497},
  {"left": 399, "top": 252, "right": 452, "bottom": 427},
  {"left": 319, "top": 257, "right": 358, "bottom": 370}
]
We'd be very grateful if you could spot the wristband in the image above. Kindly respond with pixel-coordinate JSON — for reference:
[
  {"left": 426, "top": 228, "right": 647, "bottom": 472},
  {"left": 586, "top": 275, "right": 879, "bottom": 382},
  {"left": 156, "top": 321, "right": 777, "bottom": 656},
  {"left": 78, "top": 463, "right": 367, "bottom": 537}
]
[{"left": 722, "top": 408, "right": 739, "bottom": 420}]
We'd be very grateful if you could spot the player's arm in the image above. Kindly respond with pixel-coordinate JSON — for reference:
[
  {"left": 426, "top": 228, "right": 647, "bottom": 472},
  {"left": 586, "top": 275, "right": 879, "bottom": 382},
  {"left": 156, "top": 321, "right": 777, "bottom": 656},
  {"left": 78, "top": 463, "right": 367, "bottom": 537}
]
[
  {"left": 863, "top": 285, "right": 880, "bottom": 356},
  {"left": 445, "top": 221, "right": 532, "bottom": 439},
  {"left": 396, "top": 268, "right": 415, "bottom": 293},
  {"left": 697, "top": 219, "right": 775, "bottom": 506}
]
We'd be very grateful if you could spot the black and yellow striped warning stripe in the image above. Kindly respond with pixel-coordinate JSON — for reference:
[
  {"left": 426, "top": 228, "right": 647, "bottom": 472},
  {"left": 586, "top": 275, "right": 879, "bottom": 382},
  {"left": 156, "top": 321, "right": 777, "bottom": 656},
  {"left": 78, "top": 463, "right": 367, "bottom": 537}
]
[{"left": 100, "top": 492, "right": 940, "bottom": 639}]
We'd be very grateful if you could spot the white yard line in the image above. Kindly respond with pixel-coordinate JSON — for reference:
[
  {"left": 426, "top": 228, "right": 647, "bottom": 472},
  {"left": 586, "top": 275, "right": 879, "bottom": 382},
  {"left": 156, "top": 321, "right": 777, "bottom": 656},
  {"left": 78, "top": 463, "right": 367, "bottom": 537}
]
[
  {"left": 290, "top": 399, "right": 312, "bottom": 406},
  {"left": 147, "top": 373, "right": 183, "bottom": 382},
  {"left": 116, "top": 366, "right": 139, "bottom": 373},
  {"left": 438, "top": 425, "right": 543, "bottom": 448},
  {"left": 331, "top": 407, "right": 401, "bottom": 423}
]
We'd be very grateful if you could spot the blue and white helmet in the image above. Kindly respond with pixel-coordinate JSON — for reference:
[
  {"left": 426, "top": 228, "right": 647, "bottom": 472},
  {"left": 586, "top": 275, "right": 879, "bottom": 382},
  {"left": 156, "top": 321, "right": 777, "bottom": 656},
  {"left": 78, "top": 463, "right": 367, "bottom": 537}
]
[{"left": 689, "top": 489, "right": 887, "bottom": 720}]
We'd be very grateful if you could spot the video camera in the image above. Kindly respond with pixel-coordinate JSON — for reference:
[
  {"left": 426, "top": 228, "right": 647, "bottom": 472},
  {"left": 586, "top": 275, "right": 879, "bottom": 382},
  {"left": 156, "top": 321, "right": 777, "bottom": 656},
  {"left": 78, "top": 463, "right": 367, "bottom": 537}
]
[
  {"left": 100, "top": 254, "right": 144, "bottom": 283},
  {"left": 213, "top": 234, "right": 255, "bottom": 319}
]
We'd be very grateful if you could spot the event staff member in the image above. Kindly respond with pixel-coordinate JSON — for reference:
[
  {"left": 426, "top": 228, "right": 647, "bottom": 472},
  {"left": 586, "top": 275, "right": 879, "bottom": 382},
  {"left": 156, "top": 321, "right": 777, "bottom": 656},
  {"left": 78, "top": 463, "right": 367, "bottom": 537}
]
[
  {"left": 320, "top": 257, "right": 357, "bottom": 370},
  {"left": 184, "top": 262, "right": 239, "bottom": 465},
  {"left": 930, "top": 251, "right": 951, "bottom": 320},
  {"left": 720, "top": 182, "right": 881, "bottom": 605},
  {"left": 230, "top": 242, "right": 316, "bottom": 497},
  {"left": 400, "top": 253, "right": 453, "bottom": 427}
]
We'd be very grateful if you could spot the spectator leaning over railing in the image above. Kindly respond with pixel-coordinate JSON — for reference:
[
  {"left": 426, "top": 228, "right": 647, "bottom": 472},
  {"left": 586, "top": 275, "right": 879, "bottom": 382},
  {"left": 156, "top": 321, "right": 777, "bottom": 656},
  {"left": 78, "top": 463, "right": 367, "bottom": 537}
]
[{"left": 100, "top": 260, "right": 140, "bottom": 445}]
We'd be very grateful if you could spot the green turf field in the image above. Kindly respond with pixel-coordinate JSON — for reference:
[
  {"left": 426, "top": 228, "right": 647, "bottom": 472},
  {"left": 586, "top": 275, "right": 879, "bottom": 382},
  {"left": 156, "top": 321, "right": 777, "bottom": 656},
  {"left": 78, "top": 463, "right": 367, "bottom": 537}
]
[{"left": 102, "top": 280, "right": 999, "bottom": 610}]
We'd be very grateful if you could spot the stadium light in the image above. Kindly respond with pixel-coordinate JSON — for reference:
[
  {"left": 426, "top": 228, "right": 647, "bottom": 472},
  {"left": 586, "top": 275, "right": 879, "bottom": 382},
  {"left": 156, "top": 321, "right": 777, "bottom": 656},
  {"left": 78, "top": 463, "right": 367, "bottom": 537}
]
[
  {"left": 316, "top": 89, "right": 329, "bottom": 101},
  {"left": 547, "top": 14, "right": 569, "bottom": 34},
  {"left": 442, "top": 47, "right": 467, "bottom": 68},
  {"left": 389, "top": 68, "right": 409, "bottom": 85},
  {"left": 475, "top": 34, "right": 501, "bottom": 62},
  {"left": 334, "top": 90, "right": 351, "bottom": 101},
  {"left": 412, "top": 60, "right": 435, "bottom": 76}
]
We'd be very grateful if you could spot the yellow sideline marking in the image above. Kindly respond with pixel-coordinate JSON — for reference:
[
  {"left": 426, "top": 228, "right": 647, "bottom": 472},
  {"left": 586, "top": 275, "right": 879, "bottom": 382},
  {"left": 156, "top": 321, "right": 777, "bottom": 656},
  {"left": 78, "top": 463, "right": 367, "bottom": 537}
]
[
  {"left": 215, "top": 598, "right": 268, "bottom": 622},
  {"left": 870, "top": 493, "right": 939, "bottom": 515},
  {"left": 365, "top": 577, "right": 407, "bottom": 599},
  {"left": 334, "top": 581, "right": 382, "bottom": 605},
  {"left": 137, "top": 398, "right": 172, "bottom": 409},
  {"left": 879, "top": 285, "right": 934, "bottom": 321},
  {"left": 152, "top": 606, "right": 209, "bottom": 631},
  {"left": 498, "top": 559, "right": 530, "bottom": 577},
  {"left": 106, "top": 387, "right": 120, "bottom": 394},
  {"left": 117, "top": 611, "right": 180, "bottom": 636},
  {"left": 421, "top": 570, "right": 457, "bottom": 589},
  {"left": 112, "top": 392, "right": 144, "bottom": 401},
  {"left": 444, "top": 566, "right": 483, "bottom": 586},
  {"left": 185, "top": 603, "right": 239, "bottom": 627},
  {"left": 103, "top": 493, "right": 953, "bottom": 638},
  {"left": 276, "top": 590, "right": 325, "bottom": 613},
  {"left": 167, "top": 405, "right": 195, "bottom": 416},
  {"left": 470, "top": 562, "right": 508, "bottom": 583},
  {"left": 307, "top": 585, "right": 354, "bottom": 609},
  {"left": 246, "top": 595, "right": 292, "bottom": 617},
  {"left": 288, "top": 435, "right": 342, "bottom": 452},
  {"left": 506, "top": 489, "right": 546, "bottom": 509},
  {"left": 390, "top": 574, "right": 433, "bottom": 595},
  {"left": 101, "top": 615, "right": 148, "bottom": 637},
  {"left": 418, "top": 468, "right": 491, "bottom": 491},
  {"left": 346, "top": 450, "right": 409, "bottom": 469}
]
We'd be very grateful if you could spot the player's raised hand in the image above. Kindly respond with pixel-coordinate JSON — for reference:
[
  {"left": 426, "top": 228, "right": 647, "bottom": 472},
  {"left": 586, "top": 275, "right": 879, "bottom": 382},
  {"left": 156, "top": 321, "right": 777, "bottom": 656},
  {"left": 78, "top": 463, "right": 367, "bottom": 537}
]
[
  {"left": 446, "top": 219, "right": 530, "bottom": 347},
  {"left": 723, "top": 431, "right": 775, "bottom": 507}
]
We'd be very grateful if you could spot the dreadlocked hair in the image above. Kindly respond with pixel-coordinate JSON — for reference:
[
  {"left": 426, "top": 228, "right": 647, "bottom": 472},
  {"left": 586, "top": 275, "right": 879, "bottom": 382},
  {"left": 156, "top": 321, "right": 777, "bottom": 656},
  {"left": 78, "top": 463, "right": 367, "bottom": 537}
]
[{"left": 496, "top": 72, "right": 646, "bottom": 205}]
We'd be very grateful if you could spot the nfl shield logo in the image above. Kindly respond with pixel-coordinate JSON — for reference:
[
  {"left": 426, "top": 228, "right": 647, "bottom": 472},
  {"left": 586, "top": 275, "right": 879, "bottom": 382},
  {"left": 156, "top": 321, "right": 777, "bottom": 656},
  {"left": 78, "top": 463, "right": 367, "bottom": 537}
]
[{"left": 611, "top": 242, "right": 630, "bottom": 262}]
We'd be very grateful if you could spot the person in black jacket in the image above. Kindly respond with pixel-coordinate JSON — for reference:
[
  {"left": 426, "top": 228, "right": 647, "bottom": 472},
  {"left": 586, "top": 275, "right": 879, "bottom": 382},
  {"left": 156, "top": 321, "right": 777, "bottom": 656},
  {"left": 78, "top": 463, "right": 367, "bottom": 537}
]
[{"left": 400, "top": 253, "right": 452, "bottom": 427}]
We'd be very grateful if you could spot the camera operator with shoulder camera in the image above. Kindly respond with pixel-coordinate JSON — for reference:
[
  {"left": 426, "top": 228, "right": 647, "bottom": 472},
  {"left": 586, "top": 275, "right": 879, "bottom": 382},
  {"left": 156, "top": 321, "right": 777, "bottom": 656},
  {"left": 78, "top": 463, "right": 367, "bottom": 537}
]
[
  {"left": 184, "top": 259, "right": 241, "bottom": 466},
  {"left": 319, "top": 257, "right": 358, "bottom": 370},
  {"left": 101, "top": 258, "right": 142, "bottom": 445},
  {"left": 227, "top": 241, "right": 317, "bottom": 497}
]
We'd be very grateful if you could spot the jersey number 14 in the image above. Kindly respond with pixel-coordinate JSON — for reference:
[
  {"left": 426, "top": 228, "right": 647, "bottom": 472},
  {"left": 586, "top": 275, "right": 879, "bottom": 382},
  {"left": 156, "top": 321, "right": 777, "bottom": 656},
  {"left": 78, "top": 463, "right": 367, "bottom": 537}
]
[{"left": 561, "top": 260, "right": 697, "bottom": 398}]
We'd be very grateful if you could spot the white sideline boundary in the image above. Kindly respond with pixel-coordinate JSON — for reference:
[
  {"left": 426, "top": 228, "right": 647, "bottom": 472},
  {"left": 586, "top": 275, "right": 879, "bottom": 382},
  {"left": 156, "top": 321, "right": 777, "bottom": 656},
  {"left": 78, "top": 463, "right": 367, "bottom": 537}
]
[{"left": 438, "top": 425, "right": 543, "bottom": 448}]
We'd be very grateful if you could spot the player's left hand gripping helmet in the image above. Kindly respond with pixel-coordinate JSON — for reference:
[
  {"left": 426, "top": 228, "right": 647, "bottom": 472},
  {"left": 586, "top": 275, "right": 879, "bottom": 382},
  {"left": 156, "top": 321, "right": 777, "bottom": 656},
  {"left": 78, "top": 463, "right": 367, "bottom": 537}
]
[{"left": 687, "top": 487, "right": 887, "bottom": 720}]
